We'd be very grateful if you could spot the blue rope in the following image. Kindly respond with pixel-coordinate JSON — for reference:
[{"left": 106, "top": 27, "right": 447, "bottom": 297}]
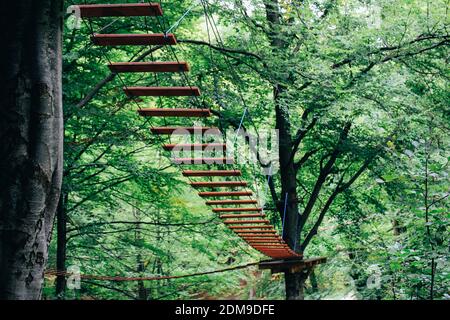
[
  {"left": 165, "top": 1, "right": 199, "bottom": 35},
  {"left": 281, "top": 192, "right": 288, "bottom": 238},
  {"left": 233, "top": 107, "right": 248, "bottom": 146}
]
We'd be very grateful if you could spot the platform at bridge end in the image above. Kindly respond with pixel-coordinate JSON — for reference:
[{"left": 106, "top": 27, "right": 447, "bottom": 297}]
[{"left": 258, "top": 257, "right": 327, "bottom": 274}]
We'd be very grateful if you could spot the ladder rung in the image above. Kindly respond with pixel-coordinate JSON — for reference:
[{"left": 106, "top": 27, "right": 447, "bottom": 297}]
[
  {"left": 191, "top": 181, "right": 246, "bottom": 188},
  {"left": 92, "top": 34, "right": 176, "bottom": 46},
  {"left": 219, "top": 214, "right": 265, "bottom": 219},
  {"left": 151, "top": 127, "right": 220, "bottom": 135},
  {"left": 213, "top": 207, "right": 261, "bottom": 212},
  {"left": 163, "top": 143, "right": 226, "bottom": 151},
  {"left": 246, "top": 240, "right": 283, "bottom": 243},
  {"left": 124, "top": 86, "right": 200, "bottom": 97},
  {"left": 236, "top": 231, "right": 277, "bottom": 234},
  {"left": 198, "top": 191, "right": 252, "bottom": 197},
  {"left": 206, "top": 199, "right": 256, "bottom": 205},
  {"left": 230, "top": 225, "right": 273, "bottom": 229},
  {"left": 138, "top": 108, "right": 210, "bottom": 117},
  {"left": 249, "top": 243, "right": 289, "bottom": 250},
  {"left": 240, "top": 233, "right": 280, "bottom": 237},
  {"left": 173, "top": 158, "right": 234, "bottom": 165},
  {"left": 242, "top": 238, "right": 282, "bottom": 241},
  {"left": 109, "top": 62, "right": 189, "bottom": 73},
  {"left": 224, "top": 219, "right": 270, "bottom": 225},
  {"left": 241, "top": 236, "right": 281, "bottom": 240},
  {"left": 183, "top": 170, "right": 241, "bottom": 177},
  {"left": 78, "top": 3, "right": 163, "bottom": 17}
]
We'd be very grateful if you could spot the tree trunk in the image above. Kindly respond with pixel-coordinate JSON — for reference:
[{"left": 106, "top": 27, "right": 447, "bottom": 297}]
[
  {"left": 0, "top": 0, "right": 64, "bottom": 299},
  {"left": 55, "top": 192, "right": 67, "bottom": 299},
  {"left": 137, "top": 254, "right": 148, "bottom": 300},
  {"left": 285, "top": 271, "right": 309, "bottom": 300},
  {"left": 309, "top": 269, "right": 319, "bottom": 293},
  {"left": 263, "top": 0, "right": 306, "bottom": 300}
]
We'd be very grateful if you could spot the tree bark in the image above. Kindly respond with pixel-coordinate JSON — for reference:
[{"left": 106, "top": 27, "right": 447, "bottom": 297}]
[
  {"left": 285, "top": 271, "right": 309, "bottom": 300},
  {"left": 263, "top": 0, "right": 305, "bottom": 300},
  {"left": 0, "top": 0, "right": 64, "bottom": 299}
]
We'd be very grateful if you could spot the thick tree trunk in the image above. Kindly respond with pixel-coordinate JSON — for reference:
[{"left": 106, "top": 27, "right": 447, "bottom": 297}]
[
  {"left": 0, "top": 0, "right": 64, "bottom": 299},
  {"left": 263, "top": 0, "right": 306, "bottom": 300},
  {"left": 285, "top": 271, "right": 309, "bottom": 300}
]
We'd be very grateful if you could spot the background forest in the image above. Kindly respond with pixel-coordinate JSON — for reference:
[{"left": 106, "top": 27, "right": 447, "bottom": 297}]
[{"left": 43, "top": 0, "right": 449, "bottom": 300}]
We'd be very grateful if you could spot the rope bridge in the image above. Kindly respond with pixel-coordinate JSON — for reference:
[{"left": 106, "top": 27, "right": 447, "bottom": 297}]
[{"left": 60, "top": 2, "right": 326, "bottom": 279}]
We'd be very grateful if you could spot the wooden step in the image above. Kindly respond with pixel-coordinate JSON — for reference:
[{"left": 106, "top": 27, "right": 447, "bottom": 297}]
[
  {"left": 78, "top": 3, "right": 163, "bottom": 17},
  {"left": 236, "top": 232, "right": 276, "bottom": 238},
  {"left": 109, "top": 62, "right": 189, "bottom": 73},
  {"left": 206, "top": 199, "right": 256, "bottom": 205},
  {"left": 198, "top": 191, "right": 252, "bottom": 197},
  {"left": 191, "top": 181, "right": 246, "bottom": 188},
  {"left": 257, "top": 249, "right": 292, "bottom": 253},
  {"left": 252, "top": 245, "right": 290, "bottom": 249},
  {"left": 183, "top": 170, "right": 241, "bottom": 177},
  {"left": 242, "top": 238, "right": 282, "bottom": 241},
  {"left": 124, "top": 86, "right": 200, "bottom": 97},
  {"left": 240, "top": 233, "right": 280, "bottom": 237},
  {"left": 92, "top": 34, "right": 176, "bottom": 46},
  {"left": 138, "top": 108, "right": 210, "bottom": 117},
  {"left": 173, "top": 158, "right": 234, "bottom": 165},
  {"left": 219, "top": 214, "right": 265, "bottom": 219},
  {"left": 241, "top": 236, "right": 281, "bottom": 240},
  {"left": 163, "top": 143, "right": 226, "bottom": 151},
  {"left": 151, "top": 127, "right": 220, "bottom": 135},
  {"left": 240, "top": 234, "right": 281, "bottom": 238},
  {"left": 247, "top": 240, "right": 283, "bottom": 243},
  {"left": 236, "top": 231, "right": 277, "bottom": 235},
  {"left": 225, "top": 220, "right": 270, "bottom": 225},
  {"left": 230, "top": 225, "right": 273, "bottom": 229},
  {"left": 213, "top": 207, "right": 261, "bottom": 212}
]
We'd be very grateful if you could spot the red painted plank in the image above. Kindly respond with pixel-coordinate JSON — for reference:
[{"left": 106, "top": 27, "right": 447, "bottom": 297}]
[
  {"left": 124, "top": 86, "right": 200, "bottom": 97},
  {"left": 92, "top": 33, "right": 176, "bottom": 46},
  {"left": 183, "top": 170, "right": 241, "bottom": 177},
  {"left": 163, "top": 143, "right": 226, "bottom": 151},
  {"left": 109, "top": 62, "right": 189, "bottom": 73},
  {"left": 198, "top": 191, "right": 252, "bottom": 197},
  {"left": 247, "top": 240, "right": 284, "bottom": 243},
  {"left": 138, "top": 108, "right": 210, "bottom": 117},
  {"left": 213, "top": 207, "right": 261, "bottom": 212},
  {"left": 173, "top": 158, "right": 234, "bottom": 165},
  {"left": 151, "top": 127, "right": 220, "bottom": 135},
  {"left": 230, "top": 225, "right": 273, "bottom": 229},
  {"left": 78, "top": 3, "right": 163, "bottom": 17},
  {"left": 235, "top": 230, "right": 277, "bottom": 234},
  {"left": 191, "top": 181, "right": 246, "bottom": 188},
  {"left": 219, "top": 214, "right": 265, "bottom": 219},
  {"left": 206, "top": 199, "right": 256, "bottom": 205},
  {"left": 225, "top": 219, "right": 270, "bottom": 224},
  {"left": 240, "top": 235, "right": 282, "bottom": 239}
]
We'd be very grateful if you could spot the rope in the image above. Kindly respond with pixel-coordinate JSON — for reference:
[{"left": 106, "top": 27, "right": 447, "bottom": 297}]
[
  {"left": 165, "top": 0, "right": 200, "bottom": 36},
  {"left": 46, "top": 261, "right": 259, "bottom": 282},
  {"left": 233, "top": 107, "right": 248, "bottom": 145}
]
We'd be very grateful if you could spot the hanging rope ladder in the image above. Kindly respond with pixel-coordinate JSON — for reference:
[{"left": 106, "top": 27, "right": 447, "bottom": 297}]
[{"left": 73, "top": 2, "right": 326, "bottom": 275}]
